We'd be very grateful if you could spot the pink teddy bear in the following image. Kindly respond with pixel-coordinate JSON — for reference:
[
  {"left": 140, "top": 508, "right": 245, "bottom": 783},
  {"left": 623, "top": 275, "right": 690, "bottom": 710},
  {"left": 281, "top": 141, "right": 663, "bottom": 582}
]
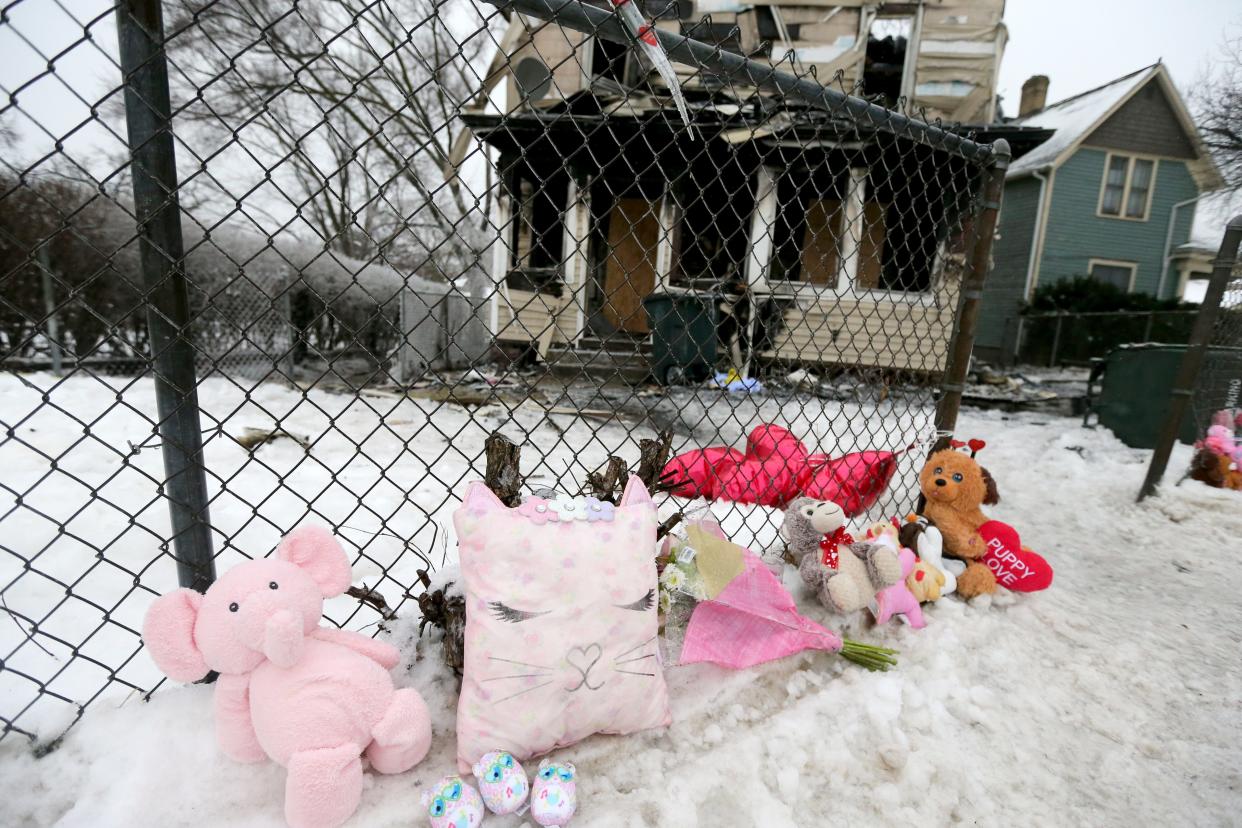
[
  {"left": 1203, "top": 425, "right": 1237, "bottom": 456},
  {"left": 142, "top": 525, "right": 433, "bottom": 828}
]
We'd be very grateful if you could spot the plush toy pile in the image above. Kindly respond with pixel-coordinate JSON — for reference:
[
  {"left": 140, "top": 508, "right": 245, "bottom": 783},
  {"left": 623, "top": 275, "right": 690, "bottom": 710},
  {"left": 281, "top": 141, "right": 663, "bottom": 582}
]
[
  {"left": 775, "top": 439, "right": 1053, "bottom": 630},
  {"left": 1190, "top": 409, "right": 1242, "bottom": 491},
  {"left": 140, "top": 434, "right": 1054, "bottom": 828}
]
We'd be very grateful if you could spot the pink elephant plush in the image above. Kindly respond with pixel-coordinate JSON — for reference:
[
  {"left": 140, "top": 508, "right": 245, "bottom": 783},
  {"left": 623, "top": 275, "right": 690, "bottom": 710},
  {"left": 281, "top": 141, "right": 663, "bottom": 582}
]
[{"left": 142, "top": 525, "right": 432, "bottom": 828}]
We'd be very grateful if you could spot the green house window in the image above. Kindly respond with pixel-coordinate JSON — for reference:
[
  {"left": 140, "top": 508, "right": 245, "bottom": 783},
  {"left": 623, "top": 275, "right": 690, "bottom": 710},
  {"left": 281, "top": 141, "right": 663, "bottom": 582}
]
[
  {"left": 1099, "top": 154, "right": 1157, "bottom": 220},
  {"left": 1089, "top": 260, "right": 1136, "bottom": 292}
]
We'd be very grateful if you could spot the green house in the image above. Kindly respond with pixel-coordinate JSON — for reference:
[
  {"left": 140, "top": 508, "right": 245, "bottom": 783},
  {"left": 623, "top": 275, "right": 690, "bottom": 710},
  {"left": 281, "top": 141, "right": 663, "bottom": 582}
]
[{"left": 975, "top": 63, "right": 1224, "bottom": 363}]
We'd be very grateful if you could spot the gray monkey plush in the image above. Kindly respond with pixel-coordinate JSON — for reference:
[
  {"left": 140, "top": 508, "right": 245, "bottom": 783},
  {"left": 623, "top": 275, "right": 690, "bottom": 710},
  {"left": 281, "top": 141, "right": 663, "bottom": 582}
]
[{"left": 782, "top": 497, "right": 903, "bottom": 613}]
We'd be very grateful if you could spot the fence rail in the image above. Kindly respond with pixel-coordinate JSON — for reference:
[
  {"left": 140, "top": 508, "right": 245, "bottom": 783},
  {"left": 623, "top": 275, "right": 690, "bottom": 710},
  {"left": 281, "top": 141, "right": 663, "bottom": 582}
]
[
  {"left": 1004, "top": 309, "right": 1201, "bottom": 367},
  {"left": 1, "top": 0, "right": 1003, "bottom": 745}
]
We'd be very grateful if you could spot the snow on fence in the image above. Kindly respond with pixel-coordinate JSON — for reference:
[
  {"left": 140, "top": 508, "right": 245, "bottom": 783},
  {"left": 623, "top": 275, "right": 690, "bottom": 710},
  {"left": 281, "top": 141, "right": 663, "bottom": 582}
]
[{"left": 0, "top": 0, "right": 1009, "bottom": 746}]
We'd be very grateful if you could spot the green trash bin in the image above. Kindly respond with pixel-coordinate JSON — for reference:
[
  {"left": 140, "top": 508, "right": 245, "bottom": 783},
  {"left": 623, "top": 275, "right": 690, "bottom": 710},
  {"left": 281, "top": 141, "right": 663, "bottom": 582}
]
[
  {"left": 1085, "top": 343, "right": 1242, "bottom": 449},
  {"left": 642, "top": 290, "right": 718, "bottom": 385}
]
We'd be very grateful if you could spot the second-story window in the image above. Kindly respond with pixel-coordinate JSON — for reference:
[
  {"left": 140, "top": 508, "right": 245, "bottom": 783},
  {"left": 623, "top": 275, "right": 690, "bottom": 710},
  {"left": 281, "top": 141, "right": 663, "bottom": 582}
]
[
  {"left": 1099, "top": 154, "right": 1156, "bottom": 220},
  {"left": 862, "top": 17, "right": 912, "bottom": 108}
]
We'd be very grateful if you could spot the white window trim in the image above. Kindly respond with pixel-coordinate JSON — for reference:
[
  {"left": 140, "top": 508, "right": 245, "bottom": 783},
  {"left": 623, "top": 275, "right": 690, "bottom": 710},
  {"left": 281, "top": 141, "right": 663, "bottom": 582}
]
[
  {"left": 1087, "top": 258, "right": 1139, "bottom": 293},
  {"left": 746, "top": 165, "right": 778, "bottom": 292},
  {"left": 1096, "top": 152, "right": 1159, "bottom": 222},
  {"left": 488, "top": 183, "right": 512, "bottom": 334}
]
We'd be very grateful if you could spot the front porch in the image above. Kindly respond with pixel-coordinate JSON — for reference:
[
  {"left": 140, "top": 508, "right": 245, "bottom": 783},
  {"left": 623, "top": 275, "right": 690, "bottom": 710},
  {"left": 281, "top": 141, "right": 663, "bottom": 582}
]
[{"left": 464, "top": 104, "right": 1033, "bottom": 382}]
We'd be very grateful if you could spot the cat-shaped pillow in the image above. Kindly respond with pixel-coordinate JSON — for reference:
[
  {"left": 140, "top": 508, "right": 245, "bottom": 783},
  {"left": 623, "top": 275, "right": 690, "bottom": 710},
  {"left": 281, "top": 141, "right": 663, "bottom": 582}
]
[{"left": 452, "top": 476, "right": 671, "bottom": 772}]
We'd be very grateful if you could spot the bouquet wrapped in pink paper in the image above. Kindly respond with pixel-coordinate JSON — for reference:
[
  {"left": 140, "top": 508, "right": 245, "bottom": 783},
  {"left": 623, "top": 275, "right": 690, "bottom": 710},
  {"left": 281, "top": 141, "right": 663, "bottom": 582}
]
[{"left": 663, "top": 519, "right": 897, "bottom": 672}]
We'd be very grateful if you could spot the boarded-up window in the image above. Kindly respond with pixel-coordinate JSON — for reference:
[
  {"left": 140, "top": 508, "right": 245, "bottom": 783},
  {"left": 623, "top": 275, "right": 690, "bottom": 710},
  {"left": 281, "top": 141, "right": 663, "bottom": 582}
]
[
  {"left": 770, "top": 168, "right": 844, "bottom": 286},
  {"left": 801, "top": 199, "right": 843, "bottom": 284},
  {"left": 856, "top": 199, "right": 888, "bottom": 290}
]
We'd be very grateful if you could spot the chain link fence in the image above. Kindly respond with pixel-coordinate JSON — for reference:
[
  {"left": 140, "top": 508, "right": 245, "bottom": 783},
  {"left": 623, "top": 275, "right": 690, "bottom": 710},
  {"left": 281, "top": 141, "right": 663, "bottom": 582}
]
[
  {"left": 1005, "top": 309, "right": 1200, "bottom": 367},
  {"left": 0, "top": 0, "right": 1008, "bottom": 745},
  {"left": 1140, "top": 218, "right": 1242, "bottom": 499}
]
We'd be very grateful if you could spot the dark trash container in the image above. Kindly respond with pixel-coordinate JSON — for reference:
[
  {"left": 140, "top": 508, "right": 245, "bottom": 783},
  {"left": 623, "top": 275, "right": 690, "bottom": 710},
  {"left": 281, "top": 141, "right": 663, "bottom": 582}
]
[
  {"left": 1085, "top": 343, "right": 1242, "bottom": 449},
  {"left": 642, "top": 290, "right": 718, "bottom": 385}
]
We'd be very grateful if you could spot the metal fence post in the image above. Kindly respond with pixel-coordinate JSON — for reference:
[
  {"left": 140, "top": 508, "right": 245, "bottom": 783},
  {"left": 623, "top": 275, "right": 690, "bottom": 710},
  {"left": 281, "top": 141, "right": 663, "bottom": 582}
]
[
  {"left": 1048, "top": 312, "right": 1063, "bottom": 367},
  {"left": 934, "top": 139, "right": 1011, "bottom": 435},
  {"left": 115, "top": 0, "right": 216, "bottom": 591},
  {"left": 1138, "top": 215, "right": 1242, "bottom": 502}
]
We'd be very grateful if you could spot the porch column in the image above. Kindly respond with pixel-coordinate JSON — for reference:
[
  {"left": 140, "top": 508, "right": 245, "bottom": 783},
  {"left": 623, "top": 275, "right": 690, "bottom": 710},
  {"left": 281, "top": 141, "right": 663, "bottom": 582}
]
[
  {"left": 746, "top": 165, "right": 777, "bottom": 291},
  {"left": 838, "top": 167, "right": 867, "bottom": 290},
  {"left": 488, "top": 179, "right": 512, "bottom": 335},
  {"left": 561, "top": 175, "right": 590, "bottom": 344},
  {"left": 655, "top": 193, "right": 678, "bottom": 291}
]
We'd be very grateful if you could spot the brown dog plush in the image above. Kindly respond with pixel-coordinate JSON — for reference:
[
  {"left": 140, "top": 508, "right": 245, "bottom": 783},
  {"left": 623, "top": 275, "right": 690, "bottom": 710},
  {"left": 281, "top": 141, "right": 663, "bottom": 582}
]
[{"left": 918, "top": 448, "right": 999, "bottom": 598}]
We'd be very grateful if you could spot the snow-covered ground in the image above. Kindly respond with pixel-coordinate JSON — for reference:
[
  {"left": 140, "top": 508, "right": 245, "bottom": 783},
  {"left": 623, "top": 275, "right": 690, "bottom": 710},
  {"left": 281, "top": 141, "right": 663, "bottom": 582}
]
[{"left": 2, "top": 372, "right": 1240, "bottom": 826}]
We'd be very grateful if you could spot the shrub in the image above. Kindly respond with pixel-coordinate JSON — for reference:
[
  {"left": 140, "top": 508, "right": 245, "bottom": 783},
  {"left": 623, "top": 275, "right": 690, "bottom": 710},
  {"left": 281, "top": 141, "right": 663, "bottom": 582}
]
[{"left": 1024, "top": 276, "right": 1193, "bottom": 314}]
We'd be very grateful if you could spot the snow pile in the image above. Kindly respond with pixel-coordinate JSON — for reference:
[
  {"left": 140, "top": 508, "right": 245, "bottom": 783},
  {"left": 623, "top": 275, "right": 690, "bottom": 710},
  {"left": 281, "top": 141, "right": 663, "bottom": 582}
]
[{"left": 2, "top": 379, "right": 1241, "bottom": 825}]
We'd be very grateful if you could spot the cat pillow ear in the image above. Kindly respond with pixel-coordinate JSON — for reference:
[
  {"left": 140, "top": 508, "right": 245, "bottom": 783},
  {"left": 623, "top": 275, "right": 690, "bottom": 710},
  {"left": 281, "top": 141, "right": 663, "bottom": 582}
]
[
  {"left": 463, "top": 481, "right": 507, "bottom": 512},
  {"left": 619, "top": 475, "right": 653, "bottom": 508}
]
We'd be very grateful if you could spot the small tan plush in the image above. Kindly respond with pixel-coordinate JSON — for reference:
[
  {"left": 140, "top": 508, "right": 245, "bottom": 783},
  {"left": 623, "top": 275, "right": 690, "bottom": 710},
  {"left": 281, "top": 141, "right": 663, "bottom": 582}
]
[
  {"left": 906, "top": 559, "right": 946, "bottom": 602},
  {"left": 782, "top": 498, "right": 903, "bottom": 613},
  {"left": 918, "top": 449, "right": 999, "bottom": 598}
]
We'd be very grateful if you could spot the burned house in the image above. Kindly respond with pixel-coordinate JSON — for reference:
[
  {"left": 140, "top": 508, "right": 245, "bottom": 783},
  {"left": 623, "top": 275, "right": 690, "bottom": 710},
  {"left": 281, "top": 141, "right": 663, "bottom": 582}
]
[{"left": 460, "top": 0, "right": 1043, "bottom": 379}]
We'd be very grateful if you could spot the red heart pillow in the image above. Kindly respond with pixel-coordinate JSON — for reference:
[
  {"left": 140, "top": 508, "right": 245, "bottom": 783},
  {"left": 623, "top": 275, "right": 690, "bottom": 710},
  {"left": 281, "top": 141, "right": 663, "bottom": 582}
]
[{"left": 978, "top": 521, "right": 1053, "bottom": 592}]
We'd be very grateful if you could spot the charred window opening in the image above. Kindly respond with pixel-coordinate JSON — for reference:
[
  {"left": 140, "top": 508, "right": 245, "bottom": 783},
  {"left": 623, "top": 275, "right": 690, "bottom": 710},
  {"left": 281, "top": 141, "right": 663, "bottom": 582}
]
[
  {"left": 863, "top": 17, "right": 911, "bottom": 108},
  {"left": 672, "top": 157, "right": 755, "bottom": 286},
  {"left": 770, "top": 166, "right": 846, "bottom": 286},
  {"left": 591, "top": 36, "right": 630, "bottom": 85},
  {"left": 857, "top": 175, "right": 940, "bottom": 294},
  {"left": 507, "top": 161, "right": 568, "bottom": 281}
]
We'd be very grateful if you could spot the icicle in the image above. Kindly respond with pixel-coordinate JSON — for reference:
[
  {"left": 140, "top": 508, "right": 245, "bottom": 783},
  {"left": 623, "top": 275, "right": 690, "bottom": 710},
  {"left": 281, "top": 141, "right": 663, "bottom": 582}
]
[{"left": 608, "top": 0, "right": 694, "bottom": 133}]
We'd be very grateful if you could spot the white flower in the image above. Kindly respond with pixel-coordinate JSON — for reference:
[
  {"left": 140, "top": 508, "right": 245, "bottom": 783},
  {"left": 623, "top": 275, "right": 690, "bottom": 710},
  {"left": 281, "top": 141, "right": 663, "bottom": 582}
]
[
  {"left": 660, "top": 566, "right": 687, "bottom": 590},
  {"left": 549, "top": 496, "right": 589, "bottom": 521},
  {"left": 658, "top": 590, "right": 673, "bottom": 614},
  {"left": 687, "top": 578, "right": 708, "bottom": 601}
]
